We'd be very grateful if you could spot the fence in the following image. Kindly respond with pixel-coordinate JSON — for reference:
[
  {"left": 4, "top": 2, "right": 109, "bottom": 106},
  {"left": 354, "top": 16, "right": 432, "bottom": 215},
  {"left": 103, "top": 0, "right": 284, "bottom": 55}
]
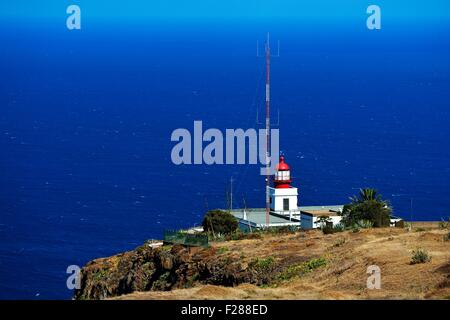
[{"left": 163, "top": 230, "right": 209, "bottom": 247}]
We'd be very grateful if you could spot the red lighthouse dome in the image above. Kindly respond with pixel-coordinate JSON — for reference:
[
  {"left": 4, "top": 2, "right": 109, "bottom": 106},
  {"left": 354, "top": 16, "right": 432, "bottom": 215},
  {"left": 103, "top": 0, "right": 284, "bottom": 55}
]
[{"left": 274, "top": 155, "right": 292, "bottom": 188}]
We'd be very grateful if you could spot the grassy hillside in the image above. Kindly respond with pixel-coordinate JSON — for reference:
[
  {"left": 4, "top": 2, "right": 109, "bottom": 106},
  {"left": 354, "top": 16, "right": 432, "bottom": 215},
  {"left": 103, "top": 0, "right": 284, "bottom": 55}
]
[{"left": 111, "top": 222, "right": 450, "bottom": 300}]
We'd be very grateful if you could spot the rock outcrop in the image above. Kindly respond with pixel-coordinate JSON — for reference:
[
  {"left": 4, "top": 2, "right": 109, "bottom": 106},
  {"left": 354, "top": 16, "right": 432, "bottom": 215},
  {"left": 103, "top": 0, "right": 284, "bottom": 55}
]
[{"left": 74, "top": 243, "right": 275, "bottom": 300}]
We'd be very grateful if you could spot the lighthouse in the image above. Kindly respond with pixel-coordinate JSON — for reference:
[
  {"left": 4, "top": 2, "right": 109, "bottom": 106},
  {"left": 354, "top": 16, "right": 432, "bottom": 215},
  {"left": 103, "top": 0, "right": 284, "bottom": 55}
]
[
  {"left": 268, "top": 155, "right": 300, "bottom": 218},
  {"left": 228, "top": 34, "right": 345, "bottom": 230}
]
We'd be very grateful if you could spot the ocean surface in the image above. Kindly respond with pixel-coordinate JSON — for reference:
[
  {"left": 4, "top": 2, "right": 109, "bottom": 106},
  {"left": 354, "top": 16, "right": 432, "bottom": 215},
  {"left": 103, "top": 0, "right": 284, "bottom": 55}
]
[{"left": 1, "top": 20, "right": 450, "bottom": 299}]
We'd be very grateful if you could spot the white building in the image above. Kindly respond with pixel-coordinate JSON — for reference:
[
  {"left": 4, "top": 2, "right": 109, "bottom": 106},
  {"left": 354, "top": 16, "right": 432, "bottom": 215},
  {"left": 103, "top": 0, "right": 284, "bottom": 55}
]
[{"left": 300, "top": 208, "right": 343, "bottom": 229}]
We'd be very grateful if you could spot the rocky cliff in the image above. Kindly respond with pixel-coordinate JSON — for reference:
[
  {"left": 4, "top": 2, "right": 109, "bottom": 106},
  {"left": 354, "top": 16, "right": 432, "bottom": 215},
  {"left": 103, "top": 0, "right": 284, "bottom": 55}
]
[
  {"left": 75, "top": 242, "right": 282, "bottom": 300},
  {"left": 75, "top": 224, "right": 450, "bottom": 300}
]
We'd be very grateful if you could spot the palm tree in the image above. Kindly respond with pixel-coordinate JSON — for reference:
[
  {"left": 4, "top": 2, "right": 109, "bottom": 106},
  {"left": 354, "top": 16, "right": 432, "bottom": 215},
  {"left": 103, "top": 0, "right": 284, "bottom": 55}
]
[
  {"left": 342, "top": 188, "right": 392, "bottom": 228},
  {"left": 349, "top": 188, "right": 381, "bottom": 203}
]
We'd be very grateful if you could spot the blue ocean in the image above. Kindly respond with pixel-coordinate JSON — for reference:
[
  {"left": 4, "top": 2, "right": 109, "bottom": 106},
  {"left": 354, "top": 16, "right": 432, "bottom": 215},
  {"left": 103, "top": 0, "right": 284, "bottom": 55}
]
[{"left": 1, "top": 2, "right": 450, "bottom": 299}]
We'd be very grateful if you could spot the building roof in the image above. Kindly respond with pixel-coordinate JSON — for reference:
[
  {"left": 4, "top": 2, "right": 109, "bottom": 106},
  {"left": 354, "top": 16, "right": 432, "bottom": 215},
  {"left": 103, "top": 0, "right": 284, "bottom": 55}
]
[
  {"left": 301, "top": 210, "right": 341, "bottom": 217},
  {"left": 230, "top": 205, "right": 344, "bottom": 227},
  {"left": 276, "top": 155, "right": 290, "bottom": 171},
  {"left": 299, "top": 205, "right": 344, "bottom": 212}
]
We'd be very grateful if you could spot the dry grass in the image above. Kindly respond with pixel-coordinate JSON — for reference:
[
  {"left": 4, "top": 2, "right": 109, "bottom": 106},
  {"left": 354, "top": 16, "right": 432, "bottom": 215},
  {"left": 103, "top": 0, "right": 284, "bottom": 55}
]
[{"left": 112, "top": 222, "right": 450, "bottom": 300}]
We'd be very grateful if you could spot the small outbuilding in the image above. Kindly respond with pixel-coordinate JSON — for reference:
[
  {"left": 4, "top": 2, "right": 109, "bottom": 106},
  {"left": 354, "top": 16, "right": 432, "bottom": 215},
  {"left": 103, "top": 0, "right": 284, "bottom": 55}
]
[{"left": 300, "top": 208, "right": 343, "bottom": 230}]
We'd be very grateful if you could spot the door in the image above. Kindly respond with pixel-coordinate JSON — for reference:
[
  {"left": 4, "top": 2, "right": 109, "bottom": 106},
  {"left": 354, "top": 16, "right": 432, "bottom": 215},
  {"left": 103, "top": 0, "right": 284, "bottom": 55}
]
[{"left": 283, "top": 198, "right": 289, "bottom": 211}]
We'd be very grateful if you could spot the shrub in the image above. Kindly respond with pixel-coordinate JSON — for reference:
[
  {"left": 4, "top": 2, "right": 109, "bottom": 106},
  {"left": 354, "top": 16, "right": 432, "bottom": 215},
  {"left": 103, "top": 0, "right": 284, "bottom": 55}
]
[
  {"left": 202, "top": 210, "right": 238, "bottom": 235},
  {"left": 305, "top": 257, "right": 327, "bottom": 270},
  {"left": 322, "top": 225, "right": 335, "bottom": 234},
  {"left": 225, "top": 230, "right": 262, "bottom": 241},
  {"left": 410, "top": 248, "right": 431, "bottom": 265},
  {"left": 250, "top": 256, "right": 275, "bottom": 272},
  {"left": 241, "top": 232, "right": 263, "bottom": 240},
  {"left": 266, "top": 225, "right": 299, "bottom": 234},
  {"left": 210, "top": 232, "right": 225, "bottom": 242},
  {"left": 395, "top": 220, "right": 405, "bottom": 228},
  {"left": 249, "top": 256, "right": 277, "bottom": 285},
  {"left": 321, "top": 223, "right": 344, "bottom": 235},
  {"left": 356, "top": 219, "right": 374, "bottom": 229},
  {"left": 404, "top": 222, "right": 412, "bottom": 231},
  {"left": 159, "top": 245, "right": 173, "bottom": 252},
  {"left": 444, "top": 232, "right": 450, "bottom": 242},
  {"left": 185, "top": 272, "right": 200, "bottom": 288},
  {"left": 217, "top": 247, "right": 229, "bottom": 254},
  {"left": 93, "top": 269, "right": 108, "bottom": 281},
  {"left": 333, "top": 237, "right": 346, "bottom": 247},
  {"left": 276, "top": 257, "right": 327, "bottom": 281},
  {"left": 438, "top": 218, "right": 449, "bottom": 229}
]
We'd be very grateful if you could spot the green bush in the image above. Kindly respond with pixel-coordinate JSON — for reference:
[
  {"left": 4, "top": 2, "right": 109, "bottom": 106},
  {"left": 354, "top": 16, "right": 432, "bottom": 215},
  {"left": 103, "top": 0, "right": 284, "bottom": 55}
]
[
  {"left": 250, "top": 256, "right": 275, "bottom": 272},
  {"left": 202, "top": 210, "right": 238, "bottom": 235},
  {"left": 224, "top": 230, "right": 262, "bottom": 241},
  {"left": 410, "top": 248, "right": 431, "bottom": 264},
  {"left": 322, "top": 226, "right": 335, "bottom": 234},
  {"left": 208, "top": 232, "right": 225, "bottom": 242},
  {"left": 276, "top": 257, "right": 327, "bottom": 281},
  {"left": 266, "top": 225, "right": 299, "bottom": 234},
  {"left": 321, "top": 223, "right": 344, "bottom": 235},
  {"left": 305, "top": 257, "right": 327, "bottom": 270},
  {"left": 217, "top": 247, "right": 229, "bottom": 254},
  {"left": 185, "top": 272, "right": 200, "bottom": 288},
  {"left": 356, "top": 220, "right": 374, "bottom": 229},
  {"left": 249, "top": 257, "right": 277, "bottom": 285}
]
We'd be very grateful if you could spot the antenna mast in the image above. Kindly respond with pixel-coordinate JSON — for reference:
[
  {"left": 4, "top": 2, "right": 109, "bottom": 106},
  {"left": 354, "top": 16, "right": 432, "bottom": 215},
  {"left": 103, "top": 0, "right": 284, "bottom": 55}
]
[
  {"left": 230, "top": 176, "right": 233, "bottom": 211},
  {"left": 265, "top": 33, "right": 271, "bottom": 226}
]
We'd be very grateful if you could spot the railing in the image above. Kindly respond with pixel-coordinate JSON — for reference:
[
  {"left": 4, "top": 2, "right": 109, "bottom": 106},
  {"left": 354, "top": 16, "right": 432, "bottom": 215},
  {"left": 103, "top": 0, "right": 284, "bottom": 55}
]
[
  {"left": 270, "top": 210, "right": 301, "bottom": 221},
  {"left": 163, "top": 230, "right": 209, "bottom": 247}
]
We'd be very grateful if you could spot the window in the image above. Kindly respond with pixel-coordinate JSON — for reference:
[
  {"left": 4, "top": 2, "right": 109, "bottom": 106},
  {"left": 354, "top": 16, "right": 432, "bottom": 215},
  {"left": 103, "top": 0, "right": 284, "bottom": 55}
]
[
  {"left": 277, "top": 171, "right": 290, "bottom": 180},
  {"left": 283, "top": 198, "right": 289, "bottom": 211}
]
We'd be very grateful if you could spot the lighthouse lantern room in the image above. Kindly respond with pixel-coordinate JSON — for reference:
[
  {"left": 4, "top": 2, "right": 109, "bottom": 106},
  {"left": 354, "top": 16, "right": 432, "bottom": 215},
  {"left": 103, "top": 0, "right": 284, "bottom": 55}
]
[{"left": 269, "top": 155, "right": 300, "bottom": 217}]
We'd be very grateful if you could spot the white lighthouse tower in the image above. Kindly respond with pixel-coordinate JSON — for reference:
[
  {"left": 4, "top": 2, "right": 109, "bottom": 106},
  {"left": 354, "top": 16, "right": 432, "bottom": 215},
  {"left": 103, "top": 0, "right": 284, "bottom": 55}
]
[{"left": 268, "top": 155, "right": 300, "bottom": 219}]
